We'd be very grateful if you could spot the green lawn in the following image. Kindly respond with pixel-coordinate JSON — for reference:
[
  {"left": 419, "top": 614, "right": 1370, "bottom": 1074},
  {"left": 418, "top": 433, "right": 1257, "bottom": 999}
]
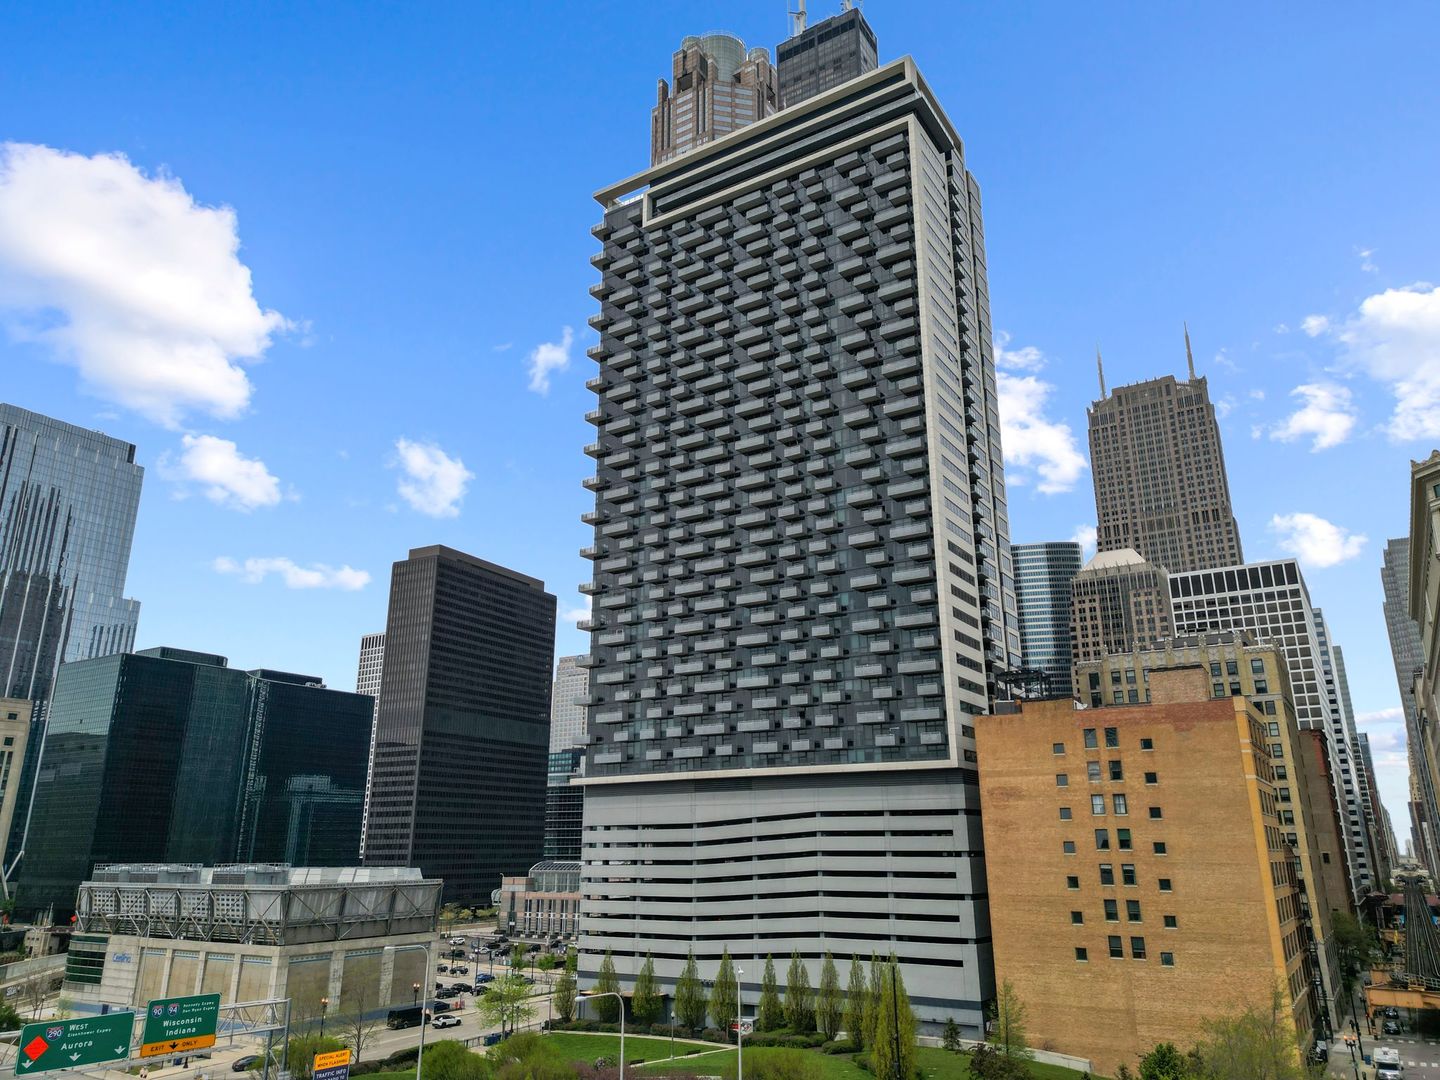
[
  {"left": 916, "top": 1047, "right": 1102, "bottom": 1080},
  {"left": 541, "top": 1032, "right": 723, "bottom": 1065},
  {"left": 638, "top": 1046, "right": 868, "bottom": 1080}
]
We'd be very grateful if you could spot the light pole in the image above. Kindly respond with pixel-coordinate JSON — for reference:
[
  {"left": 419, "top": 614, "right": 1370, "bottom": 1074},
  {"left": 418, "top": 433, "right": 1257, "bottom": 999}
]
[
  {"left": 412, "top": 982, "right": 421, "bottom": 1007},
  {"left": 387, "top": 941, "right": 433, "bottom": 1080},
  {"left": 1344, "top": 1033, "right": 1361, "bottom": 1080},
  {"left": 319, "top": 997, "right": 329, "bottom": 1040},
  {"left": 578, "top": 991, "right": 625, "bottom": 1080},
  {"left": 735, "top": 966, "right": 744, "bottom": 1080}
]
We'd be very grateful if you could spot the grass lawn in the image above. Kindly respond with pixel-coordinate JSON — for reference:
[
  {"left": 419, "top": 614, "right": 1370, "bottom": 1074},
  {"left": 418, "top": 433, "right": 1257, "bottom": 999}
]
[
  {"left": 541, "top": 1032, "right": 724, "bottom": 1065},
  {"left": 638, "top": 1046, "right": 868, "bottom": 1080},
  {"left": 916, "top": 1047, "right": 1102, "bottom": 1080}
]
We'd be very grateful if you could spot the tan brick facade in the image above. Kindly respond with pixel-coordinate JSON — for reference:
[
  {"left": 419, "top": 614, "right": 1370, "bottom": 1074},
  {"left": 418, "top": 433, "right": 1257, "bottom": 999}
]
[{"left": 977, "top": 670, "right": 1311, "bottom": 1076}]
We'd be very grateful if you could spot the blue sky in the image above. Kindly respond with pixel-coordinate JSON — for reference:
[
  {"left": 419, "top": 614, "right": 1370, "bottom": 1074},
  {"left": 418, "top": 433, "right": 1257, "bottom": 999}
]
[{"left": 2, "top": 1, "right": 1437, "bottom": 828}]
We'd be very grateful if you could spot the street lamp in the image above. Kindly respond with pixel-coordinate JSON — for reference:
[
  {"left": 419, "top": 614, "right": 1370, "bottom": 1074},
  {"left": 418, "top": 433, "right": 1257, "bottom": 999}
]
[
  {"left": 735, "top": 966, "right": 744, "bottom": 1080},
  {"left": 578, "top": 991, "right": 625, "bottom": 1080},
  {"left": 319, "top": 997, "right": 329, "bottom": 1040},
  {"left": 412, "top": 982, "right": 421, "bottom": 1007},
  {"left": 388, "top": 942, "right": 433, "bottom": 1080},
  {"left": 1343, "top": 1032, "right": 1361, "bottom": 1080}
]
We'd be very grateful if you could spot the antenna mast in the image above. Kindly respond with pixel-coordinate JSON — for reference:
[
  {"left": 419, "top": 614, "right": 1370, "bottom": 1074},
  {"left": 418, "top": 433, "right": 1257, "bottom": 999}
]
[{"left": 789, "top": 0, "right": 807, "bottom": 36}]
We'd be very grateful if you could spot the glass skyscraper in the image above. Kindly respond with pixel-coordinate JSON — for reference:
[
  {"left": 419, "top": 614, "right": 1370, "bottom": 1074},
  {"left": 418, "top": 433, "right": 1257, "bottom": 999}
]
[
  {"left": 1012, "top": 542, "right": 1083, "bottom": 698},
  {"left": 16, "top": 647, "right": 372, "bottom": 915},
  {"left": 544, "top": 655, "right": 588, "bottom": 861}
]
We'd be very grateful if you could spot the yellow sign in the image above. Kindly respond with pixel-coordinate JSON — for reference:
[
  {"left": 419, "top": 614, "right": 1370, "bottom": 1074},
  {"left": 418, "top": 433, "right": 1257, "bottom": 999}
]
[
  {"left": 314, "top": 1050, "right": 353, "bottom": 1071},
  {"left": 139, "top": 1034, "right": 216, "bottom": 1058}
]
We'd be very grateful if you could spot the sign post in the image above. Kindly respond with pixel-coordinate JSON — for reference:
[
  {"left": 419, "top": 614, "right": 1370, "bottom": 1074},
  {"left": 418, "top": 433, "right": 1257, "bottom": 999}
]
[
  {"left": 313, "top": 1047, "right": 351, "bottom": 1080},
  {"left": 14, "top": 1013, "right": 136, "bottom": 1073},
  {"left": 140, "top": 993, "right": 222, "bottom": 1057}
]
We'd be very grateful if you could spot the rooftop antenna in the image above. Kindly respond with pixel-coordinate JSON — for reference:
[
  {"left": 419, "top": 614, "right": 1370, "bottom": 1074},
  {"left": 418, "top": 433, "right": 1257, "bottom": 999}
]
[
  {"left": 1184, "top": 322, "right": 1196, "bottom": 380},
  {"left": 1097, "top": 345, "right": 1107, "bottom": 398},
  {"left": 789, "top": 0, "right": 807, "bottom": 36}
]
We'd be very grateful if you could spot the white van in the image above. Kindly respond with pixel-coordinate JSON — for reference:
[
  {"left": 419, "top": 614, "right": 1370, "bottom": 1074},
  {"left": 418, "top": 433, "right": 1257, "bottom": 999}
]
[{"left": 1375, "top": 1046, "right": 1403, "bottom": 1079}]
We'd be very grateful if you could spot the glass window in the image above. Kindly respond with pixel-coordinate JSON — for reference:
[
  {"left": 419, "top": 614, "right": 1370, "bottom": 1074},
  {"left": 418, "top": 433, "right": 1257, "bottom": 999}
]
[
  {"left": 1225, "top": 660, "right": 1238, "bottom": 676},
  {"left": 1109, "top": 760, "right": 1123, "bottom": 781},
  {"left": 1125, "top": 669, "right": 1136, "bottom": 684},
  {"left": 1158, "top": 877, "right": 1172, "bottom": 892},
  {"left": 1066, "top": 875, "right": 1080, "bottom": 890},
  {"left": 1099, "top": 864, "right": 1114, "bottom": 886},
  {"left": 1127, "top": 899, "right": 1142, "bottom": 922},
  {"left": 1056, "top": 773, "right": 1069, "bottom": 787},
  {"left": 1160, "top": 951, "right": 1175, "bottom": 967},
  {"left": 1071, "top": 911, "right": 1084, "bottom": 925},
  {"left": 1113, "top": 691, "right": 1124, "bottom": 704},
  {"left": 1062, "top": 840, "right": 1077, "bottom": 854},
  {"left": 1087, "top": 761, "right": 1102, "bottom": 782},
  {"left": 1092, "top": 795, "right": 1106, "bottom": 816},
  {"left": 1209, "top": 662, "right": 1221, "bottom": 677},
  {"left": 1251, "top": 658, "right": 1265, "bottom": 674},
  {"left": 1254, "top": 680, "right": 1269, "bottom": 694},
  {"left": 1140, "top": 737, "right": 1154, "bottom": 750},
  {"left": 1083, "top": 728, "right": 1098, "bottom": 748},
  {"left": 1122, "top": 864, "right": 1137, "bottom": 886},
  {"left": 1153, "top": 841, "right": 1168, "bottom": 855},
  {"left": 1088, "top": 673, "right": 1100, "bottom": 690},
  {"left": 1264, "top": 700, "right": 1277, "bottom": 716},
  {"left": 1104, "top": 727, "right": 1119, "bottom": 748},
  {"left": 1104, "top": 899, "right": 1118, "bottom": 921},
  {"left": 1131, "top": 936, "right": 1147, "bottom": 960},
  {"left": 1163, "top": 914, "right": 1178, "bottom": 928},
  {"left": 1075, "top": 947, "right": 1089, "bottom": 962},
  {"left": 1267, "top": 722, "right": 1280, "bottom": 737},
  {"left": 1213, "top": 682, "right": 1226, "bottom": 698},
  {"left": 1108, "top": 935, "right": 1123, "bottom": 958},
  {"left": 1059, "top": 806, "right": 1073, "bottom": 820},
  {"left": 1095, "top": 829, "right": 1110, "bottom": 850},
  {"left": 1117, "top": 828, "right": 1132, "bottom": 850},
  {"left": 1052, "top": 742, "right": 1065, "bottom": 755},
  {"left": 1149, "top": 805, "right": 1163, "bottom": 819},
  {"left": 1113, "top": 794, "right": 1128, "bottom": 815},
  {"left": 1144, "top": 771, "right": 1158, "bottom": 785}
]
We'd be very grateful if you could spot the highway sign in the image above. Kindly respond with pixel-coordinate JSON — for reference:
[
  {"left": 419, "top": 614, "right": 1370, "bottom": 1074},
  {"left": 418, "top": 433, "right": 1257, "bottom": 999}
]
[
  {"left": 15, "top": 1012, "right": 136, "bottom": 1073},
  {"left": 314, "top": 1048, "right": 351, "bottom": 1080},
  {"left": 140, "top": 992, "right": 221, "bottom": 1057}
]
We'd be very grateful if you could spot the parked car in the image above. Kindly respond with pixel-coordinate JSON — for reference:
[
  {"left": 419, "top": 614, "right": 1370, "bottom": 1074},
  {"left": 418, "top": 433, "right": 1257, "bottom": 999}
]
[
  {"left": 432, "top": 1014, "right": 462, "bottom": 1029},
  {"left": 434, "top": 982, "right": 446, "bottom": 992},
  {"left": 476, "top": 973, "right": 495, "bottom": 984},
  {"left": 451, "top": 965, "right": 469, "bottom": 974},
  {"left": 427, "top": 999, "right": 453, "bottom": 1013},
  {"left": 1384, "top": 1019, "right": 1402, "bottom": 1034},
  {"left": 435, "top": 988, "right": 458, "bottom": 1000},
  {"left": 231, "top": 1056, "right": 260, "bottom": 1072},
  {"left": 1309, "top": 1041, "right": 1328, "bottom": 1065},
  {"left": 1384, "top": 1006, "right": 1401, "bottom": 1019},
  {"left": 451, "top": 983, "right": 474, "bottom": 994},
  {"left": 436, "top": 964, "right": 449, "bottom": 973}
]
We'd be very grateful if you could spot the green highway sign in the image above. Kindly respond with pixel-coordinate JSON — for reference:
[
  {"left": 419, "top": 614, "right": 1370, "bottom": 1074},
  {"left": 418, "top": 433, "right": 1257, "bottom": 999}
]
[
  {"left": 140, "top": 993, "right": 221, "bottom": 1057},
  {"left": 15, "top": 1012, "right": 136, "bottom": 1073}
]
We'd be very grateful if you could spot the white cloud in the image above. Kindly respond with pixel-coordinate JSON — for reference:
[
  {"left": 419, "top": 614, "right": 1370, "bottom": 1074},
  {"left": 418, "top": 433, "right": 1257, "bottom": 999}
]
[
  {"left": 993, "top": 330, "right": 1046, "bottom": 371},
  {"left": 1274, "top": 323, "right": 1291, "bottom": 335},
  {"left": 162, "top": 433, "right": 283, "bottom": 511},
  {"left": 393, "top": 437, "right": 473, "bottom": 517},
  {"left": 997, "top": 371, "right": 1087, "bottom": 494},
  {"left": 1214, "top": 394, "right": 1236, "bottom": 419},
  {"left": 1071, "top": 524, "right": 1097, "bottom": 559},
  {"left": 1358, "top": 247, "right": 1378, "bottom": 274},
  {"left": 1269, "top": 512, "right": 1367, "bottom": 568},
  {"left": 527, "top": 326, "right": 574, "bottom": 394},
  {"left": 1269, "top": 382, "right": 1357, "bottom": 451},
  {"left": 1301, "top": 314, "right": 1330, "bottom": 337},
  {"left": 1327, "top": 283, "right": 1440, "bottom": 441},
  {"left": 561, "top": 597, "right": 592, "bottom": 624},
  {"left": 0, "top": 142, "right": 288, "bottom": 427},
  {"left": 213, "top": 556, "right": 370, "bottom": 591}
]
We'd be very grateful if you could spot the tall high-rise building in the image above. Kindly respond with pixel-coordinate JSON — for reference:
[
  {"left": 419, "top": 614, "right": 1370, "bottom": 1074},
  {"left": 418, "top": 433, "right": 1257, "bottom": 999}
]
[
  {"left": 17, "top": 647, "right": 373, "bottom": 915},
  {"left": 1167, "top": 559, "right": 1373, "bottom": 900},
  {"left": 581, "top": 56, "right": 1020, "bottom": 1033},
  {"left": 544, "top": 655, "right": 589, "bottom": 861},
  {"left": 1069, "top": 548, "right": 1172, "bottom": 693},
  {"left": 363, "top": 546, "right": 556, "bottom": 903},
  {"left": 650, "top": 33, "right": 777, "bottom": 166},
  {"left": 1410, "top": 454, "right": 1440, "bottom": 891},
  {"left": 0, "top": 404, "right": 144, "bottom": 867},
  {"left": 1382, "top": 538, "right": 1438, "bottom": 873},
  {"left": 1087, "top": 343, "right": 1243, "bottom": 574},
  {"left": 356, "top": 631, "right": 385, "bottom": 858},
  {"left": 1013, "top": 542, "right": 1083, "bottom": 698},
  {"left": 776, "top": 6, "right": 879, "bottom": 108},
  {"left": 0, "top": 699, "right": 32, "bottom": 872}
]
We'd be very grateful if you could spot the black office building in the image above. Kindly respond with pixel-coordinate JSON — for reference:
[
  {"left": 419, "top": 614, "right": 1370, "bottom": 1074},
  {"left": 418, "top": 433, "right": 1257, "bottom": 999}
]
[
  {"left": 777, "top": 7, "right": 879, "bottom": 109},
  {"left": 17, "top": 648, "right": 373, "bottom": 915},
  {"left": 363, "top": 546, "right": 556, "bottom": 903}
]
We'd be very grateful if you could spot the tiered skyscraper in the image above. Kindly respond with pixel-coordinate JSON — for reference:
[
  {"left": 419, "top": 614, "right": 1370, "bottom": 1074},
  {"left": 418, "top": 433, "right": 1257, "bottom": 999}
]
[
  {"left": 0, "top": 404, "right": 144, "bottom": 872},
  {"left": 579, "top": 43, "right": 1019, "bottom": 1032},
  {"left": 1088, "top": 337, "right": 1243, "bottom": 574},
  {"left": 355, "top": 631, "right": 385, "bottom": 858},
  {"left": 776, "top": 6, "right": 878, "bottom": 108},
  {"left": 1012, "top": 542, "right": 1082, "bottom": 698},
  {"left": 363, "top": 546, "right": 556, "bottom": 902},
  {"left": 650, "top": 33, "right": 777, "bottom": 166}
]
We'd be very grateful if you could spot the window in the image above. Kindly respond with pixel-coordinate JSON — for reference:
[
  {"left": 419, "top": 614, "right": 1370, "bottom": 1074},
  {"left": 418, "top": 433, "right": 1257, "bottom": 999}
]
[
  {"left": 1113, "top": 691, "right": 1124, "bottom": 704},
  {"left": 1264, "top": 700, "right": 1277, "bottom": 715},
  {"left": 1149, "top": 806, "right": 1163, "bottom": 820},
  {"left": 1213, "top": 682, "right": 1226, "bottom": 698},
  {"left": 1225, "top": 659, "right": 1238, "bottom": 676},
  {"left": 1110, "top": 670, "right": 1122, "bottom": 685},
  {"left": 1087, "top": 761, "right": 1102, "bottom": 782},
  {"left": 1108, "top": 760, "right": 1124, "bottom": 781},
  {"left": 1095, "top": 829, "right": 1110, "bottom": 850},
  {"left": 1254, "top": 680, "right": 1269, "bottom": 694},
  {"left": 1163, "top": 914, "right": 1178, "bottom": 928},
  {"left": 1088, "top": 673, "right": 1100, "bottom": 690},
  {"left": 1140, "top": 737, "right": 1154, "bottom": 750},
  {"left": 1131, "top": 936, "right": 1147, "bottom": 960},
  {"left": 1075, "top": 947, "right": 1089, "bottom": 962},
  {"left": 1267, "top": 722, "right": 1280, "bottom": 737},
  {"left": 1160, "top": 951, "right": 1174, "bottom": 967},
  {"left": 1209, "top": 662, "right": 1221, "bottom": 677},
  {"left": 1052, "top": 742, "right": 1065, "bottom": 755},
  {"left": 1056, "top": 773, "right": 1069, "bottom": 787},
  {"left": 1117, "top": 828, "right": 1132, "bottom": 850},
  {"left": 1127, "top": 899, "right": 1142, "bottom": 922},
  {"left": 1105, "top": 727, "right": 1119, "bottom": 748},
  {"left": 1083, "top": 728, "right": 1098, "bottom": 749},
  {"left": 1108, "top": 935, "right": 1123, "bottom": 959},
  {"left": 1144, "top": 771, "right": 1158, "bottom": 785},
  {"left": 1113, "top": 794, "right": 1128, "bottom": 815},
  {"left": 1229, "top": 680, "right": 1241, "bottom": 696},
  {"left": 1062, "top": 840, "right": 1077, "bottom": 854},
  {"left": 1099, "top": 864, "right": 1115, "bottom": 886},
  {"left": 1071, "top": 911, "right": 1084, "bottom": 925},
  {"left": 1153, "top": 841, "right": 1168, "bottom": 855},
  {"left": 1059, "top": 806, "right": 1073, "bottom": 820},
  {"left": 1158, "top": 877, "right": 1173, "bottom": 892},
  {"left": 1104, "top": 899, "right": 1119, "bottom": 921},
  {"left": 1092, "top": 795, "right": 1106, "bottom": 816},
  {"left": 1122, "top": 864, "right": 1137, "bottom": 886},
  {"left": 1067, "top": 875, "right": 1080, "bottom": 890}
]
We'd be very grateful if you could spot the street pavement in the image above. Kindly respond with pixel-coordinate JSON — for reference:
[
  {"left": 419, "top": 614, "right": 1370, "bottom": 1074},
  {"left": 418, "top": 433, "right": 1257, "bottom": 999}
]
[{"left": 1327, "top": 1031, "right": 1440, "bottom": 1078}]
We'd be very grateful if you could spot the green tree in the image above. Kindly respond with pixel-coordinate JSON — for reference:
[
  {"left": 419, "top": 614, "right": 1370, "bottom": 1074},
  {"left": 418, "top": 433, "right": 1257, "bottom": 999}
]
[
  {"left": 536, "top": 953, "right": 559, "bottom": 973},
  {"left": 593, "top": 950, "right": 621, "bottom": 1023},
  {"left": 552, "top": 966, "right": 577, "bottom": 1024},
  {"left": 785, "top": 951, "right": 815, "bottom": 1033},
  {"left": 633, "top": 955, "right": 662, "bottom": 1026},
  {"left": 1194, "top": 989, "right": 1314, "bottom": 1080},
  {"left": 0, "top": 1000, "right": 23, "bottom": 1031},
  {"left": 757, "top": 955, "right": 784, "bottom": 1031},
  {"left": 335, "top": 988, "right": 383, "bottom": 1063},
  {"left": 871, "top": 959, "right": 917, "bottom": 1080},
  {"left": 424, "top": 1040, "right": 490, "bottom": 1080},
  {"left": 966, "top": 1045, "right": 1028, "bottom": 1079},
  {"left": 942, "top": 1017, "right": 962, "bottom": 1052},
  {"left": 509, "top": 942, "right": 526, "bottom": 971},
  {"left": 1139, "top": 1042, "right": 1190, "bottom": 1080},
  {"left": 816, "top": 953, "right": 842, "bottom": 1041},
  {"left": 283, "top": 1033, "right": 347, "bottom": 1080},
  {"left": 566, "top": 949, "right": 578, "bottom": 973},
  {"left": 1331, "top": 910, "right": 1376, "bottom": 995},
  {"left": 711, "top": 950, "right": 739, "bottom": 1036},
  {"left": 476, "top": 973, "right": 536, "bottom": 1035},
  {"left": 675, "top": 951, "right": 708, "bottom": 1030},
  {"left": 986, "top": 980, "right": 1032, "bottom": 1061},
  {"left": 863, "top": 954, "right": 884, "bottom": 1049},
  {"left": 844, "top": 957, "right": 868, "bottom": 1048}
]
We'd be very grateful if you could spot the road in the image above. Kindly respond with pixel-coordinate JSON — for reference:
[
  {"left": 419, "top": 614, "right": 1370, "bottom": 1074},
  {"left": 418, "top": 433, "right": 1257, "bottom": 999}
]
[{"left": 1327, "top": 1030, "right": 1440, "bottom": 1078}]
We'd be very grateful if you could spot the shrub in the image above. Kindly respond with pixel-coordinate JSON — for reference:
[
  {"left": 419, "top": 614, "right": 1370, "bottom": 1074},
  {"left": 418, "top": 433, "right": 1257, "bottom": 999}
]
[
  {"left": 747, "top": 1048, "right": 822, "bottom": 1080},
  {"left": 701, "top": 1027, "right": 726, "bottom": 1044}
]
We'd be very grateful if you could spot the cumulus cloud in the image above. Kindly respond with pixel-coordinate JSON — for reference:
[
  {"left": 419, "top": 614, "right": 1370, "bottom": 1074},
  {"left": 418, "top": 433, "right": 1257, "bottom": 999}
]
[
  {"left": 1358, "top": 247, "right": 1378, "bottom": 274},
  {"left": 1301, "top": 315, "right": 1330, "bottom": 337},
  {"left": 162, "top": 433, "right": 283, "bottom": 511},
  {"left": 993, "top": 331, "right": 1045, "bottom": 371},
  {"left": 0, "top": 142, "right": 288, "bottom": 427},
  {"left": 561, "top": 597, "right": 593, "bottom": 624},
  {"left": 1270, "top": 512, "right": 1367, "bottom": 568},
  {"left": 1327, "top": 283, "right": 1440, "bottom": 441},
  {"left": 527, "top": 326, "right": 574, "bottom": 394},
  {"left": 1269, "top": 383, "right": 1357, "bottom": 451},
  {"left": 214, "top": 556, "right": 370, "bottom": 591},
  {"left": 393, "top": 437, "right": 473, "bottom": 517},
  {"left": 998, "top": 371, "right": 1088, "bottom": 494},
  {"left": 1071, "top": 524, "right": 1097, "bottom": 559}
]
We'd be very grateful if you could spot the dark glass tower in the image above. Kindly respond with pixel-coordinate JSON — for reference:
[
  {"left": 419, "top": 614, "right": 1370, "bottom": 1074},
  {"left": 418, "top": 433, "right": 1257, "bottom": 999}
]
[
  {"left": 777, "top": 7, "right": 879, "bottom": 108},
  {"left": 363, "top": 546, "right": 556, "bottom": 903},
  {"left": 1012, "top": 541, "right": 1083, "bottom": 698},
  {"left": 16, "top": 648, "right": 372, "bottom": 915}
]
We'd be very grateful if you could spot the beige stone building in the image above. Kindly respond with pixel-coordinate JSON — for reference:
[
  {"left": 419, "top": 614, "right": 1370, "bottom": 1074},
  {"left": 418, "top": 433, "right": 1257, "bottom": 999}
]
[
  {"left": 0, "top": 698, "right": 31, "bottom": 870},
  {"left": 977, "top": 668, "right": 1316, "bottom": 1076},
  {"left": 1068, "top": 548, "right": 1172, "bottom": 690}
]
